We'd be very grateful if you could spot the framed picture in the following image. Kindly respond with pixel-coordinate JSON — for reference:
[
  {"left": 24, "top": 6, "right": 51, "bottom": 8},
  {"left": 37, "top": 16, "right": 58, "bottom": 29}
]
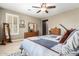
[{"left": 19, "top": 20, "right": 25, "bottom": 28}]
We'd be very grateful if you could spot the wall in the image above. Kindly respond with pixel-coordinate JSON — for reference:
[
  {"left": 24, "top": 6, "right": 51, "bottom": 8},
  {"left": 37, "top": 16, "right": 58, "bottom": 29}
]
[
  {"left": 0, "top": 9, "right": 3, "bottom": 41},
  {"left": 0, "top": 8, "right": 42, "bottom": 41},
  {"left": 48, "top": 8, "right": 79, "bottom": 34}
]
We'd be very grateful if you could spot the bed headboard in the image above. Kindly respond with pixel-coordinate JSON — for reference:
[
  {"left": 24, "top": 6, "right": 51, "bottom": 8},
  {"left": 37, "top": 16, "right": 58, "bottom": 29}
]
[{"left": 49, "top": 27, "right": 61, "bottom": 35}]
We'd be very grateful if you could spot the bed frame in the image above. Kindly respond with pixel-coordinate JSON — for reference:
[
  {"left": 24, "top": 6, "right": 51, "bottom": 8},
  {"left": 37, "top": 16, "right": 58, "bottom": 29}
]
[{"left": 49, "top": 27, "right": 61, "bottom": 35}]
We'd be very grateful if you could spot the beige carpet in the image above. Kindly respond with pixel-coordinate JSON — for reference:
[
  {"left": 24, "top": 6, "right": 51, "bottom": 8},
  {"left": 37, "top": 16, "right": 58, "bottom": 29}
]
[{"left": 0, "top": 40, "right": 22, "bottom": 56}]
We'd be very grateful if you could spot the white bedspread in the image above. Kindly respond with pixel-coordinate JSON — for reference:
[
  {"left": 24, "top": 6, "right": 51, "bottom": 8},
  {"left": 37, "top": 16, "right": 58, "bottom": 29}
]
[
  {"left": 20, "top": 35, "right": 61, "bottom": 56},
  {"left": 20, "top": 32, "right": 79, "bottom": 56},
  {"left": 20, "top": 39, "right": 60, "bottom": 56}
]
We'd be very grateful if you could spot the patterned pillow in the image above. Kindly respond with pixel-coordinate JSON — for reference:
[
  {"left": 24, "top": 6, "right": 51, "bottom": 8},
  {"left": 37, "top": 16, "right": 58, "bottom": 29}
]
[
  {"left": 63, "top": 29, "right": 77, "bottom": 44},
  {"left": 59, "top": 29, "right": 75, "bottom": 44},
  {"left": 62, "top": 30, "right": 79, "bottom": 55}
]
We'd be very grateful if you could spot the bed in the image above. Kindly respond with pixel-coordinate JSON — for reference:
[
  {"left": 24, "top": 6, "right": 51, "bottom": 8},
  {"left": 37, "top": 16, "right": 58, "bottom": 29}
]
[{"left": 20, "top": 30, "right": 79, "bottom": 56}]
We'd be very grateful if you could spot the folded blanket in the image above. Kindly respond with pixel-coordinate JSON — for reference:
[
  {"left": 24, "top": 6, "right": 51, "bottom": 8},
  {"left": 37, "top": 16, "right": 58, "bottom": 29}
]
[{"left": 31, "top": 39, "right": 58, "bottom": 49}]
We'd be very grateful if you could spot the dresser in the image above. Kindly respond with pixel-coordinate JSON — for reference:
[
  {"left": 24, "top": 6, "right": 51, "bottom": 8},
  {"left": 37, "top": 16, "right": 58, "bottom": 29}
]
[{"left": 24, "top": 31, "right": 39, "bottom": 38}]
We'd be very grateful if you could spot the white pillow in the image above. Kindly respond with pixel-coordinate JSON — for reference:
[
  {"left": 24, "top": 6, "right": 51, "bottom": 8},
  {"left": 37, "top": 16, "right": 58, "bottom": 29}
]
[
  {"left": 76, "top": 26, "right": 79, "bottom": 30},
  {"left": 61, "top": 30, "right": 79, "bottom": 55}
]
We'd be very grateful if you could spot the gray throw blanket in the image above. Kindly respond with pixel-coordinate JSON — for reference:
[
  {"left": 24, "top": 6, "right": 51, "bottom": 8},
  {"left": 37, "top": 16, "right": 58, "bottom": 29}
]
[{"left": 31, "top": 39, "right": 58, "bottom": 49}]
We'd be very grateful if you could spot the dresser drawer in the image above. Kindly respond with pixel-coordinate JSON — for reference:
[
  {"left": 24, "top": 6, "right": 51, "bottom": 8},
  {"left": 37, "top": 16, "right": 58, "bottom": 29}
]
[{"left": 24, "top": 32, "right": 38, "bottom": 38}]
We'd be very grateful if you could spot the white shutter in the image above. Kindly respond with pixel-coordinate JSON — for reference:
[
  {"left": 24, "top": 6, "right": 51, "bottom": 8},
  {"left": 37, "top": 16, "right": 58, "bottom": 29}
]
[{"left": 6, "top": 13, "right": 19, "bottom": 35}]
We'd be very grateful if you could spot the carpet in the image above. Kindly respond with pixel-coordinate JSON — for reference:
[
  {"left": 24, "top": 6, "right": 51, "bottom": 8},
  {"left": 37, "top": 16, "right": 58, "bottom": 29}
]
[{"left": 8, "top": 51, "right": 27, "bottom": 56}]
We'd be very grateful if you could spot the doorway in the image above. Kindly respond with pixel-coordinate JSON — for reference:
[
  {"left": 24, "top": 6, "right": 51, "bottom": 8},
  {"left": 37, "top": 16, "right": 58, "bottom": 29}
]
[{"left": 42, "top": 19, "right": 48, "bottom": 35}]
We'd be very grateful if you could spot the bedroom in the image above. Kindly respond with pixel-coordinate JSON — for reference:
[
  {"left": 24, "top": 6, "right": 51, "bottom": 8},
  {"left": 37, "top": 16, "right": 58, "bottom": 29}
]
[{"left": 0, "top": 2, "right": 79, "bottom": 56}]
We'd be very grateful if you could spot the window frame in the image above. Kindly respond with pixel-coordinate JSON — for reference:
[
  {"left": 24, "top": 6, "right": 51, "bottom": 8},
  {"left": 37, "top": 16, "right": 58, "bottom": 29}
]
[{"left": 5, "top": 13, "right": 19, "bottom": 35}]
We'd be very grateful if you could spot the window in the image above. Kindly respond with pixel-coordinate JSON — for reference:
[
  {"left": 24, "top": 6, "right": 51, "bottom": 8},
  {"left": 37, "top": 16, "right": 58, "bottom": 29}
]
[{"left": 6, "top": 13, "right": 19, "bottom": 35}]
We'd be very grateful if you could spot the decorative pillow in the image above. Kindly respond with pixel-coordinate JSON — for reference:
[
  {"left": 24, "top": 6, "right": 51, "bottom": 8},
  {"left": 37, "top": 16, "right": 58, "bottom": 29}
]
[
  {"left": 59, "top": 29, "right": 74, "bottom": 43},
  {"left": 63, "top": 29, "right": 77, "bottom": 44},
  {"left": 62, "top": 30, "right": 79, "bottom": 55}
]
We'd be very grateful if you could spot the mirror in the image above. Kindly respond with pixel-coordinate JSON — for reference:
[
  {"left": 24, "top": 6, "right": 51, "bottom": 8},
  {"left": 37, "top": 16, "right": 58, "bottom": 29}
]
[
  {"left": 28, "top": 23, "right": 37, "bottom": 32},
  {"left": 1, "top": 23, "right": 12, "bottom": 45}
]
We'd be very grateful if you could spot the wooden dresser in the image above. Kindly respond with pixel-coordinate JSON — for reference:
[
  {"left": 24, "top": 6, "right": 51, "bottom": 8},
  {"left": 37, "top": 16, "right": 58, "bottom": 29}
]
[{"left": 24, "top": 31, "right": 39, "bottom": 38}]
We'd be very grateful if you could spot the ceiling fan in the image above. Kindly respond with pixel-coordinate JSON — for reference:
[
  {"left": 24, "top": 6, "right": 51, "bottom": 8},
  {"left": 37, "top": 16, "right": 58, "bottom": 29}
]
[{"left": 32, "top": 3, "right": 56, "bottom": 13}]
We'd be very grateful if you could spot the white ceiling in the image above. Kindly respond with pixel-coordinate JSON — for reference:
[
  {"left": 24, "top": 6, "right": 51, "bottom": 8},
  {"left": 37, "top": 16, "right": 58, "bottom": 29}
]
[{"left": 0, "top": 3, "right": 79, "bottom": 19}]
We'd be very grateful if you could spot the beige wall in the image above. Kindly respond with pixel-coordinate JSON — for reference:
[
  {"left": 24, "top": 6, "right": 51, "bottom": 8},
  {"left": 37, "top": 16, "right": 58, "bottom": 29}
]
[
  {"left": 48, "top": 8, "right": 79, "bottom": 34},
  {"left": 0, "top": 9, "right": 3, "bottom": 41},
  {"left": 0, "top": 8, "right": 42, "bottom": 40},
  {"left": 1, "top": 7, "right": 79, "bottom": 40}
]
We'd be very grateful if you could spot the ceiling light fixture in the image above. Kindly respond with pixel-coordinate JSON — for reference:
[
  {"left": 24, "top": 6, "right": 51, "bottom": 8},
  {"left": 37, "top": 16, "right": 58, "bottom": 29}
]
[
  {"left": 41, "top": 7, "right": 46, "bottom": 11},
  {"left": 32, "top": 3, "right": 56, "bottom": 13}
]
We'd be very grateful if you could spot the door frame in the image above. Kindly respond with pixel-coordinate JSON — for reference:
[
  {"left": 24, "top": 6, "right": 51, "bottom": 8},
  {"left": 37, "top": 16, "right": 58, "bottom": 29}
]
[{"left": 42, "top": 19, "right": 48, "bottom": 35}]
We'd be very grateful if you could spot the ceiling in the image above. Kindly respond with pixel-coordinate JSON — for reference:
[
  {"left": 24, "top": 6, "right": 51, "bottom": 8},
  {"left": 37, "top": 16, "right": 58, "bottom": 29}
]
[{"left": 0, "top": 3, "right": 79, "bottom": 19}]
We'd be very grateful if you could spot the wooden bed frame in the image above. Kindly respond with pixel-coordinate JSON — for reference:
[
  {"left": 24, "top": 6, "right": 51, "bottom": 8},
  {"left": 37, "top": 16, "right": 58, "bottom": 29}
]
[{"left": 49, "top": 27, "right": 61, "bottom": 35}]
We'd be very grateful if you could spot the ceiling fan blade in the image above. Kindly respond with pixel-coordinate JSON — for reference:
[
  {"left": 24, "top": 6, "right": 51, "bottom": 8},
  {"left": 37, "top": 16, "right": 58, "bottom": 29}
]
[
  {"left": 45, "top": 10, "right": 48, "bottom": 13},
  {"left": 32, "top": 6, "right": 40, "bottom": 8},
  {"left": 47, "top": 6, "right": 56, "bottom": 9},
  {"left": 37, "top": 10, "right": 41, "bottom": 13}
]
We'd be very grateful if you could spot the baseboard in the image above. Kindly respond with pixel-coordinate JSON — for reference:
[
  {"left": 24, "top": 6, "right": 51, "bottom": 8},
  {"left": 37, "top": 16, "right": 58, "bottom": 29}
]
[{"left": 12, "top": 39, "right": 23, "bottom": 42}]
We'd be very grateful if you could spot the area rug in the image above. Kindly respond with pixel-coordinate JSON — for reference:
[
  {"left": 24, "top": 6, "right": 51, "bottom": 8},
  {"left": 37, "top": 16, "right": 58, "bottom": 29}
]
[{"left": 8, "top": 51, "right": 27, "bottom": 56}]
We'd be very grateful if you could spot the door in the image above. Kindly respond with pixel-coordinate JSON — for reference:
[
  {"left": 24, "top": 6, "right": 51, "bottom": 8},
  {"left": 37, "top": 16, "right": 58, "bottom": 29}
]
[{"left": 42, "top": 20, "right": 48, "bottom": 35}]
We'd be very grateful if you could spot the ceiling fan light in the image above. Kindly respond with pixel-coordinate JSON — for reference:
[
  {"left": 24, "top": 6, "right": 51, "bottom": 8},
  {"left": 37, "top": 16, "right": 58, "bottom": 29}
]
[{"left": 41, "top": 8, "right": 46, "bottom": 11}]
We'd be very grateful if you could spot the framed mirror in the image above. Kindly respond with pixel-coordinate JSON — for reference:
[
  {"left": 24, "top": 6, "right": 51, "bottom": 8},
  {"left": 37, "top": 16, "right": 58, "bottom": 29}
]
[
  {"left": 28, "top": 23, "right": 37, "bottom": 32},
  {"left": 1, "top": 23, "right": 12, "bottom": 45}
]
